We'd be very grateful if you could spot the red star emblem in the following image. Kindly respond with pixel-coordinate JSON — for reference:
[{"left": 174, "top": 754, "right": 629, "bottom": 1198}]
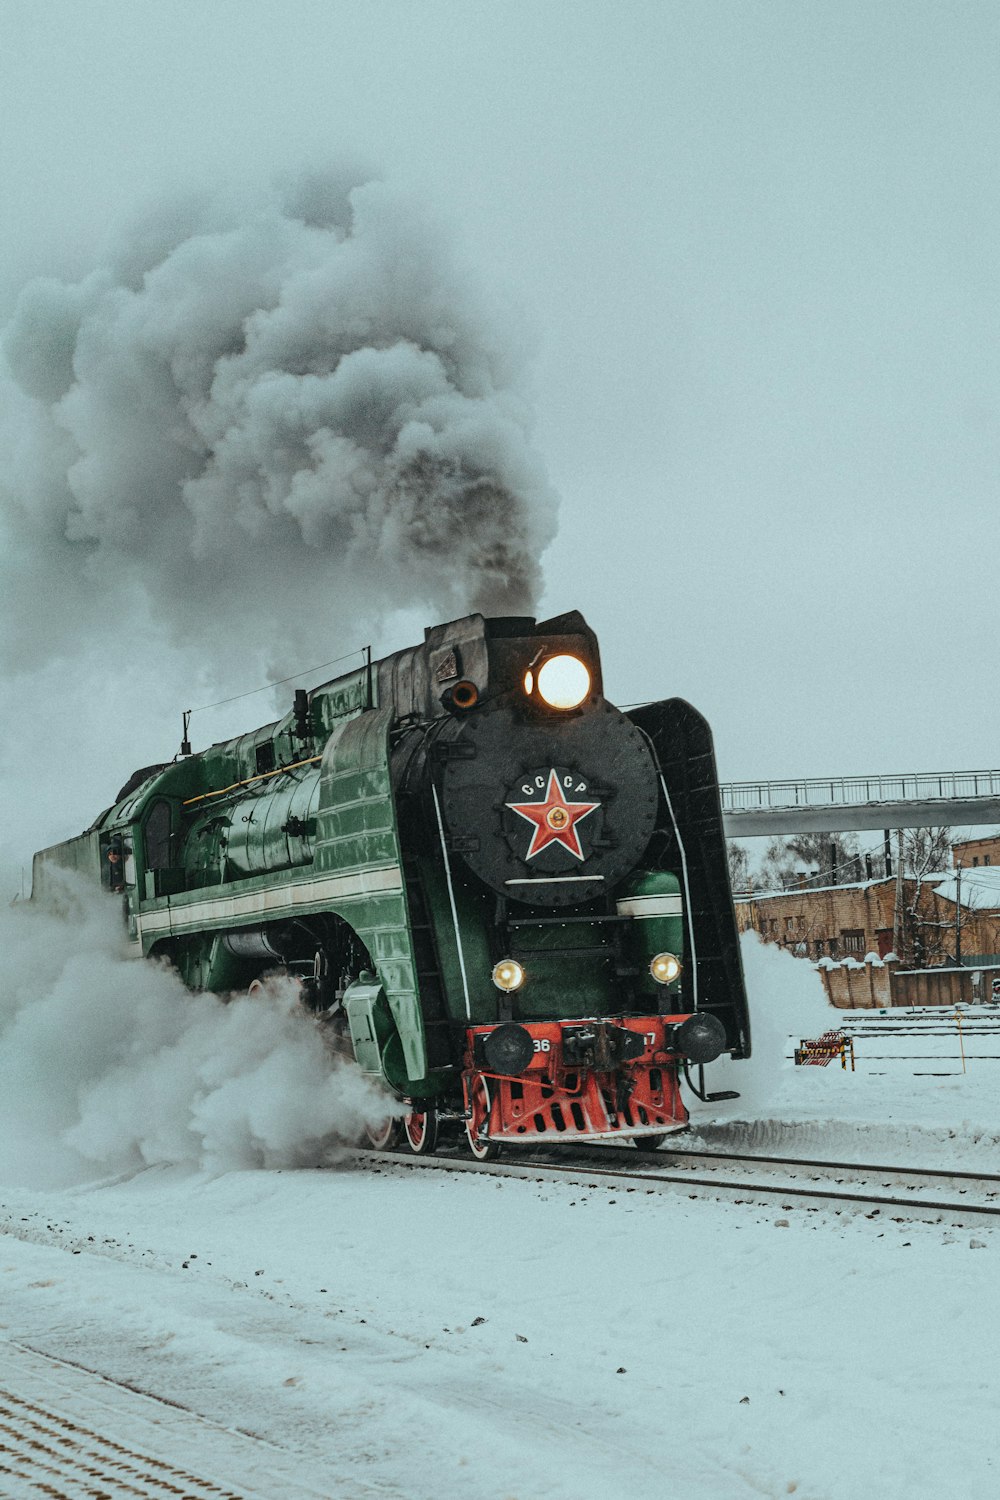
[{"left": 506, "top": 769, "right": 600, "bottom": 862}]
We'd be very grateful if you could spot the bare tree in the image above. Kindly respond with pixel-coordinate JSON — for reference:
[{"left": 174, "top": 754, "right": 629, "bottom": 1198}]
[
  {"left": 903, "top": 827, "right": 956, "bottom": 966},
  {"left": 727, "top": 842, "right": 752, "bottom": 893},
  {"left": 758, "top": 831, "right": 862, "bottom": 892},
  {"left": 902, "top": 826, "right": 953, "bottom": 878}
]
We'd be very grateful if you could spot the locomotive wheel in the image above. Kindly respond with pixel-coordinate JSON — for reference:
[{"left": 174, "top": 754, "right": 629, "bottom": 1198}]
[
  {"left": 633, "top": 1133, "right": 667, "bottom": 1152},
  {"left": 365, "top": 1116, "right": 402, "bottom": 1150},
  {"left": 247, "top": 977, "right": 268, "bottom": 997},
  {"left": 465, "top": 1076, "right": 502, "bottom": 1162},
  {"left": 403, "top": 1108, "right": 439, "bottom": 1155},
  {"left": 247, "top": 971, "right": 304, "bottom": 1000}
]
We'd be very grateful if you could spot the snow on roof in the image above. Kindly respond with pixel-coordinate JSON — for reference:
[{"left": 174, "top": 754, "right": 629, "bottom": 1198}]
[
  {"left": 737, "top": 877, "right": 888, "bottom": 902},
  {"left": 933, "top": 866, "right": 1000, "bottom": 910},
  {"left": 736, "top": 872, "right": 967, "bottom": 903}
]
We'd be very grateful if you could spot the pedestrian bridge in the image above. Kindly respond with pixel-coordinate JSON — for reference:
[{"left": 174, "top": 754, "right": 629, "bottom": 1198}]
[{"left": 720, "top": 768, "right": 1000, "bottom": 837}]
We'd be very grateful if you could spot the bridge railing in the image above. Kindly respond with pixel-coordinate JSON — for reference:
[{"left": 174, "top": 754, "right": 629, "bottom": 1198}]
[{"left": 720, "top": 769, "right": 1000, "bottom": 813}]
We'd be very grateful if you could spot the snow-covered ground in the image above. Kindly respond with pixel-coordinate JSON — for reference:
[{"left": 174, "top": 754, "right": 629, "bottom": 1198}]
[
  {"left": 687, "top": 938, "right": 1000, "bottom": 1176},
  {"left": 1, "top": 896, "right": 998, "bottom": 1498}
]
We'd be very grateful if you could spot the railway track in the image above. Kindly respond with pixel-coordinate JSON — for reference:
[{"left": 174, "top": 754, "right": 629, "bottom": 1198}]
[
  {"left": 0, "top": 1340, "right": 338, "bottom": 1500},
  {"left": 353, "top": 1141, "right": 1000, "bottom": 1225}
]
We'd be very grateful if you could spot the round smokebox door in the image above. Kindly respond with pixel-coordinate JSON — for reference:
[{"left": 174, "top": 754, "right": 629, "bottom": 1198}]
[{"left": 439, "top": 700, "right": 659, "bottom": 907}]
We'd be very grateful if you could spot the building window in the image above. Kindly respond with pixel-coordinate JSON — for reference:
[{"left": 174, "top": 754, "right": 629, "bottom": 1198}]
[
  {"left": 785, "top": 916, "right": 795, "bottom": 932},
  {"left": 814, "top": 940, "right": 824, "bottom": 958},
  {"left": 987, "top": 856, "right": 992, "bottom": 866},
  {"left": 841, "top": 930, "right": 865, "bottom": 955},
  {"left": 770, "top": 919, "right": 778, "bottom": 934},
  {"left": 973, "top": 857, "right": 980, "bottom": 867}
]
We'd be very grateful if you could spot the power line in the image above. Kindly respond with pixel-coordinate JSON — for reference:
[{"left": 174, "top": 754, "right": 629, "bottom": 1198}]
[{"left": 187, "top": 648, "right": 368, "bottom": 716}]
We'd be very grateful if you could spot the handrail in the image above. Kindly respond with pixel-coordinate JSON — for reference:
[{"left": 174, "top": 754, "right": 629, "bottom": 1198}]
[
  {"left": 181, "top": 755, "right": 322, "bottom": 807},
  {"left": 720, "top": 769, "right": 1000, "bottom": 813}
]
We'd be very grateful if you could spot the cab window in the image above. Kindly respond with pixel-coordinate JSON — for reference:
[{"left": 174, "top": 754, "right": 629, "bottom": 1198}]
[
  {"left": 103, "top": 833, "right": 135, "bottom": 891},
  {"left": 144, "top": 799, "right": 173, "bottom": 870}
]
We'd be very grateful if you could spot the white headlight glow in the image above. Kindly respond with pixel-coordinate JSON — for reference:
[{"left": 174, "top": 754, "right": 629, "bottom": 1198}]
[
  {"left": 492, "top": 958, "right": 526, "bottom": 992},
  {"left": 650, "top": 952, "right": 682, "bottom": 985},
  {"left": 536, "top": 654, "right": 591, "bottom": 710}
]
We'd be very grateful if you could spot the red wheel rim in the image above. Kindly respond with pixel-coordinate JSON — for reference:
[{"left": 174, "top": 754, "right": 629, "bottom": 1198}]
[
  {"left": 365, "top": 1116, "right": 399, "bottom": 1150},
  {"left": 403, "top": 1108, "right": 437, "bottom": 1154},
  {"left": 466, "top": 1076, "right": 495, "bottom": 1159}
]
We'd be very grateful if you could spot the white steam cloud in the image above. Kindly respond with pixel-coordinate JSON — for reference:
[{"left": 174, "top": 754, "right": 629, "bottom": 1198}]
[
  {"left": 0, "top": 874, "right": 392, "bottom": 1188},
  {"left": 688, "top": 933, "right": 836, "bottom": 1122},
  {"left": 0, "top": 168, "right": 559, "bottom": 1179},
  {"left": 0, "top": 167, "right": 557, "bottom": 674}
]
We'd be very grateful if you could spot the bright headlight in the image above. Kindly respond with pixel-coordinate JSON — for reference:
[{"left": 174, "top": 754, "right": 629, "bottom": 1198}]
[
  {"left": 535, "top": 654, "right": 591, "bottom": 710},
  {"left": 492, "top": 958, "right": 525, "bottom": 992},
  {"left": 650, "top": 952, "right": 682, "bottom": 985}
]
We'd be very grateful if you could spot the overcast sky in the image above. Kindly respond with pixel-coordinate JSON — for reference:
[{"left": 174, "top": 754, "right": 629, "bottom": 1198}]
[{"left": 1, "top": 0, "right": 997, "bottom": 885}]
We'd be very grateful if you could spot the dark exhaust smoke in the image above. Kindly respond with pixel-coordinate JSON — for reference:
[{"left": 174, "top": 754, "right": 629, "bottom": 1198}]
[{"left": 0, "top": 167, "right": 558, "bottom": 674}]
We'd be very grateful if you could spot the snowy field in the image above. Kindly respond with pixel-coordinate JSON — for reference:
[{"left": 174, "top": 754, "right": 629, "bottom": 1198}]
[{"left": 1, "top": 895, "right": 998, "bottom": 1499}]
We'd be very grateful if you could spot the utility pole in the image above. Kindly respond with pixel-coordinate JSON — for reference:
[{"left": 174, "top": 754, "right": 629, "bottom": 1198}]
[
  {"left": 893, "top": 828, "right": 905, "bottom": 959},
  {"left": 955, "top": 863, "right": 963, "bottom": 967}
]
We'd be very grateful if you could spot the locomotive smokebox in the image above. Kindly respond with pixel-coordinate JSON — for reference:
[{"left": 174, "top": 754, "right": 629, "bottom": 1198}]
[{"left": 435, "top": 696, "right": 659, "bottom": 907}]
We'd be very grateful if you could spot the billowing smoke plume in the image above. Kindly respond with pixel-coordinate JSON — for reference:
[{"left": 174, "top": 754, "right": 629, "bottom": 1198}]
[
  {"left": 0, "top": 168, "right": 557, "bottom": 674},
  {"left": 0, "top": 873, "right": 395, "bottom": 1188}
]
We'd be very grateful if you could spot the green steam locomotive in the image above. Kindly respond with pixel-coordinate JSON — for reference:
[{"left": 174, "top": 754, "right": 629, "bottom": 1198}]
[{"left": 32, "top": 610, "right": 749, "bottom": 1157}]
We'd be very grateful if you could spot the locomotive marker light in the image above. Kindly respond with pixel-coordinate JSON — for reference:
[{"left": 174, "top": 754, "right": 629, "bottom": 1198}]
[
  {"left": 532, "top": 654, "right": 591, "bottom": 710},
  {"left": 650, "top": 951, "right": 682, "bottom": 985},
  {"left": 441, "top": 679, "right": 479, "bottom": 713},
  {"left": 492, "top": 958, "right": 525, "bottom": 992}
]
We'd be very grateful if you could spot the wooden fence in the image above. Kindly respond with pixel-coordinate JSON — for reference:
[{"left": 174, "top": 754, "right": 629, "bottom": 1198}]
[{"left": 817, "top": 958, "right": 1000, "bottom": 1009}]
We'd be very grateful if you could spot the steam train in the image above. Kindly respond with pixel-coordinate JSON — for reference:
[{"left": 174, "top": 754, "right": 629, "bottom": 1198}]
[{"left": 32, "top": 610, "right": 750, "bottom": 1158}]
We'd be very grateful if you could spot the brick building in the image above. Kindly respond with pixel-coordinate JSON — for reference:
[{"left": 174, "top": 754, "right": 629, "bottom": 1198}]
[
  {"left": 735, "top": 874, "right": 1000, "bottom": 969},
  {"left": 736, "top": 879, "right": 898, "bottom": 960},
  {"left": 951, "top": 833, "right": 1000, "bottom": 869}
]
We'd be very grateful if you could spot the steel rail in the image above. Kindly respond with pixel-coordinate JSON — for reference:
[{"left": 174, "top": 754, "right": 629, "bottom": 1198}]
[
  {"left": 628, "top": 1144, "right": 1000, "bottom": 1185},
  {"left": 351, "top": 1148, "right": 1000, "bottom": 1222},
  {"left": 397, "top": 1136, "right": 1000, "bottom": 1186}
]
